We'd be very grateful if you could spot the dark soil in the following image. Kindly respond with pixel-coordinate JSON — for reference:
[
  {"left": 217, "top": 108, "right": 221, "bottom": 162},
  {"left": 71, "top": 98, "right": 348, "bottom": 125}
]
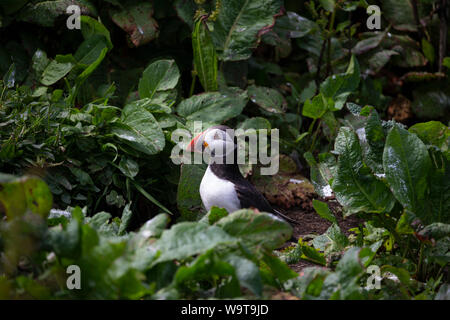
[{"left": 276, "top": 197, "right": 364, "bottom": 273}]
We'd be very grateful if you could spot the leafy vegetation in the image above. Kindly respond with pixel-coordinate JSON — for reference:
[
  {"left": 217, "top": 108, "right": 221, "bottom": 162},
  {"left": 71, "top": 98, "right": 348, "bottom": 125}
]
[{"left": 0, "top": 0, "right": 449, "bottom": 299}]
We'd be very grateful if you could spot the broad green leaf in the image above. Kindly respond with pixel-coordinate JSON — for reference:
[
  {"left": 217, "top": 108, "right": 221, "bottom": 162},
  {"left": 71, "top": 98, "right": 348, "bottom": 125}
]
[
  {"left": 248, "top": 85, "right": 286, "bottom": 113},
  {"left": 262, "top": 252, "right": 298, "bottom": 282},
  {"left": 0, "top": 174, "right": 53, "bottom": 219},
  {"left": 332, "top": 127, "right": 395, "bottom": 214},
  {"left": 118, "top": 156, "right": 139, "bottom": 179},
  {"left": 75, "top": 47, "right": 108, "bottom": 85},
  {"left": 74, "top": 35, "right": 109, "bottom": 66},
  {"left": 192, "top": 19, "right": 218, "bottom": 91},
  {"left": 362, "top": 108, "right": 386, "bottom": 173},
  {"left": 138, "top": 60, "right": 180, "bottom": 99},
  {"left": 41, "top": 60, "right": 73, "bottom": 86},
  {"left": 112, "top": 101, "right": 165, "bottom": 155},
  {"left": 118, "top": 203, "right": 133, "bottom": 236},
  {"left": 320, "top": 0, "right": 335, "bottom": 12},
  {"left": 302, "top": 94, "right": 327, "bottom": 119},
  {"left": 409, "top": 121, "right": 449, "bottom": 152},
  {"left": 298, "top": 239, "right": 327, "bottom": 265},
  {"left": 18, "top": 0, "right": 92, "bottom": 27},
  {"left": 177, "top": 164, "right": 207, "bottom": 221},
  {"left": 177, "top": 89, "right": 247, "bottom": 125},
  {"left": 80, "top": 16, "right": 112, "bottom": 49},
  {"left": 153, "top": 222, "right": 237, "bottom": 264},
  {"left": 304, "top": 152, "right": 334, "bottom": 198},
  {"left": 319, "top": 247, "right": 365, "bottom": 299},
  {"left": 110, "top": 2, "right": 159, "bottom": 47},
  {"left": 222, "top": 253, "right": 263, "bottom": 297},
  {"left": 421, "top": 38, "right": 435, "bottom": 64},
  {"left": 199, "top": 206, "right": 229, "bottom": 225},
  {"left": 174, "top": 250, "right": 240, "bottom": 297},
  {"left": 312, "top": 199, "right": 337, "bottom": 223},
  {"left": 383, "top": 126, "right": 431, "bottom": 212},
  {"left": 320, "top": 55, "right": 360, "bottom": 110},
  {"left": 381, "top": 0, "right": 416, "bottom": 32},
  {"left": 237, "top": 117, "right": 271, "bottom": 131},
  {"left": 130, "top": 213, "right": 169, "bottom": 248},
  {"left": 32, "top": 49, "right": 50, "bottom": 76},
  {"left": 312, "top": 223, "right": 348, "bottom": 252},
  {"left": 211, "top": 0, "right": 282, "bottom": 61},
  {"left": 216, "top": 209, "right": 292, "bottom": 251}
]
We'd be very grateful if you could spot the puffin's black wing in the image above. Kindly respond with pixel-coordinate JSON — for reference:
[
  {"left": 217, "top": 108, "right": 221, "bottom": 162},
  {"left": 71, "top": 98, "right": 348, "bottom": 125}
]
[
  {"left": 234, "top": 178, "right": 300, "bottom": 225},
  {"left": 233, "top": 178, "right": 274, "bottom": 212}
]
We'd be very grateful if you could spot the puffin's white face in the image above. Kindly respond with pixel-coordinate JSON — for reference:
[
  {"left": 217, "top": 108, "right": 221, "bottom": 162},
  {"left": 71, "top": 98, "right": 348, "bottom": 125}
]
[{"left": 187, "top": 127, "right": 235, "bottom": 161}]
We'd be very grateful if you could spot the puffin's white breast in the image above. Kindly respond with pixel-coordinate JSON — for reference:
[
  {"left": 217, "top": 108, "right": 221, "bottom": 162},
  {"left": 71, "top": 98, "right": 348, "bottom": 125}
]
[{"left": 199, "top": 166, "right": 241, "bottom": 213}]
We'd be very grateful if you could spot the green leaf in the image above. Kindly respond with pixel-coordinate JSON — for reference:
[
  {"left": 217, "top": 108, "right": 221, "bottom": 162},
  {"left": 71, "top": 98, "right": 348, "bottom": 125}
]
[
  {"left": 409, "top": 121, "right": 449, "bottom": 151},
  {"left": 320, "top": 55, "right": 360, "bottom": 110},
  {"left": 153, "top": 222, "right": 237, "bottom": 264},
  {"left": 18, "top": 0, "right": 90, "bottom": 27},
  {"left": 80, "top": 16, "right": 113, "bottom": 49},
  {"left": 361, "top": 108, "right": 386, "bottom": 173},
  {"left": 131, "top": 214, "right": 169, "bottom": 248},
  {"left": 319, "top": 0, "right": 335, "bottom": 12},
  {"left": 248, "top": 85, "right": 286, "bottom": 113},
  {"left": 118, "top": 156, "right": 139, "bottom": 179},
  {"left": 332, "top": 127, "right": 396, "bottom": 214},
  {"left": 381, "top": 0, "right": 416, "bottom": 32},
  {"left": 177, "top": 89, "right": 247, "bottom": 125},
  {"left": 174, "top": 250, "right": 240, "bottom": 297},
  {"left": 74, "top": 35, "right": 109, "bottom": 66},
  {"left": 0, "top": 174, "right": 53, "bottom": 219},
  {"left": 177, "top": 164, "right": 207, "bottom": 221},
  {"left": 110, "top": 2, "right": 159, "bottom": 47},
  {"left": 192, "top": 19, "right": 218, "bottom": 92},
  {"left": 41, "top": 60, "right": 73, "bottom": 86},
  {"left": 222, "top": 253, "right": 263, "bottom": 296},
  {"left": 211, "top": 0, "right": 282, "bottom": 61},
  {"left": 138, "top": 60, "right": 180, "bottom": 99},
  {"left": 112, "top": 101, "right": 165, "bottom": 155},
  {"left": 200, "top": 206, "right": 229, "bottom": 225},
  {"left": 118, "top": 203, "right": 133, "bottom": 235},
  {"left": 421, "top": 38, "right": 435, "bottom": 65},
  {"left": 31, "top": 49, "right": 50, "bottom": 76},
  {"left": 312, "top": 199, "right": 337, "bottom": 223},
  {"left": 216, "top": 209, "right": 292, "bottom": 251},
  {"left": 237, "top": 117, "right": 271, "bottom": 131},
  {"left": 312, "top": 223, "right": 348, "bottom": 252},
  {"left": 302, "top": 94, "right": 327, "bottom": 119},
  {"left": 383, "top": 125, "right": 432, "bottom": 212}
]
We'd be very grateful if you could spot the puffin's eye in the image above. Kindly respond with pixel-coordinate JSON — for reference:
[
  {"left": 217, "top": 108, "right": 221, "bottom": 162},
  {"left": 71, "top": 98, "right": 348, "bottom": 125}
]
[{"left": 214, "top": 131, "right": 221, "bottom": 140}]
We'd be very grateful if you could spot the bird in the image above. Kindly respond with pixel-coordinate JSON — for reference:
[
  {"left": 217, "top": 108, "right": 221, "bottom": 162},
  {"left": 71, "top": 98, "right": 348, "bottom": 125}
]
[{"left": 186, "top": 125, "right": 298, "bottom": 226}]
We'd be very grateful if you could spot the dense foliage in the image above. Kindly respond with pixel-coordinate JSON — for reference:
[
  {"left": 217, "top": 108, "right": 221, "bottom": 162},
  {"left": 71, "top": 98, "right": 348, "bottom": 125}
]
[{"left": 0, "top": 0, "right": 449, "bottom": 299}]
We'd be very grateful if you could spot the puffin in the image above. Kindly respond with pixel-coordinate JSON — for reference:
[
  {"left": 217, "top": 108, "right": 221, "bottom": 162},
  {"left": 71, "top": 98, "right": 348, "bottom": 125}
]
[{"left": 186, "top": 125, "right": 298, "bottom": 225}]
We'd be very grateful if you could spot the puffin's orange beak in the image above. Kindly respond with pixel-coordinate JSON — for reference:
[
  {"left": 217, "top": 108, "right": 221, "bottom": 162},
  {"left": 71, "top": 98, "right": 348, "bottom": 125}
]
[{"left": 187, "top": 131, "right": 207, "bottom": 153}]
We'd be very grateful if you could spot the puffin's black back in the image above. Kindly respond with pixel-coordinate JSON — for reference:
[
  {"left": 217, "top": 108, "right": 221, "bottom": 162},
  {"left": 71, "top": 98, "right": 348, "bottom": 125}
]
[{"left": 208, "top": 126, "right": 274, "bottom": 213}]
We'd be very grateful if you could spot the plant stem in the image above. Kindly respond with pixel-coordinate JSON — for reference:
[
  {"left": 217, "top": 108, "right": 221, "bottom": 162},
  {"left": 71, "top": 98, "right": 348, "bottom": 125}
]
[
  {"left": 189, "top": 72, "right": 197, "bottom": 97},
  {"left": 417, "top": 242, "right": 425, "bottom": 281},
  {"left": 309, "top": 119, "right": 321, "bottom": 151},
  {"left": 438, "top": 0, "right": 448, "bottom": 72},
  {"left": 326, "top": 8, "right": 337, "bottom": 77}
]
